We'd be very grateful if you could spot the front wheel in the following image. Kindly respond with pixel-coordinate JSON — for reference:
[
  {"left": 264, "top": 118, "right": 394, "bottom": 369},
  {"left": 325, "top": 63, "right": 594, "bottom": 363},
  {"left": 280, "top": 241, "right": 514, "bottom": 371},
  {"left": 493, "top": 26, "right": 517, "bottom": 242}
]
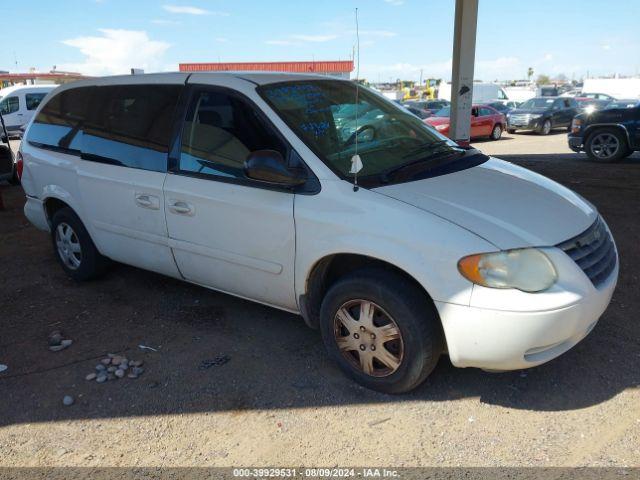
[
  {"left": 539, "top": 119, "right": 552, "bottom": 135},
  {"left": 490, "top": 124, "right": 503, "bottom": 141},
  {"left": 319, "top": 269, "right": 443, "bottom": 394},
  {"left": 585, "top": 128, "right": 630, "bottom": 162}
]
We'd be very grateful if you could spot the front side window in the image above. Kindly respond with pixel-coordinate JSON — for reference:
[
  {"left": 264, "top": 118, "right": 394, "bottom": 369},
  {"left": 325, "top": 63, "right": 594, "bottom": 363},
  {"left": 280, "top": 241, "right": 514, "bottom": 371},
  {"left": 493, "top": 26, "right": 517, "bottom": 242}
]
[
  {"left": 0, "top": 96, "right": 19, "bottom": 115},
  {"left": 179, "top": 90, "right": 285, "bottom": 179},
  {"left": 26, "top": 93, "right": 48, "bottom": 111},
  {"left": 479, "top": 107, "right": 493, "bottom": 116},
  {"left": 259, "top": 80, "right": 461, "bottom": 180}
]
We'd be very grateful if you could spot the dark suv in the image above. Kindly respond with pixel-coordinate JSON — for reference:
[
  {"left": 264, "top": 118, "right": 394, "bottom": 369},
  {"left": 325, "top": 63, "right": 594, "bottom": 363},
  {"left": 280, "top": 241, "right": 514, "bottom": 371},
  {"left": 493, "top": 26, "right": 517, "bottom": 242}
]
[
  {"left": 568, "top": 101, "right": 640, "bottom": 162},
  {"left": 507, "top": 97, "right": 579, "bottom": 135}
]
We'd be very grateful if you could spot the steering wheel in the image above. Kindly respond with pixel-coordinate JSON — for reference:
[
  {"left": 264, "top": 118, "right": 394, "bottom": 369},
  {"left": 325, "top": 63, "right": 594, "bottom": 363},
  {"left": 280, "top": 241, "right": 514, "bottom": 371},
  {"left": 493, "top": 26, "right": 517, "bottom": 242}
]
[{"left": 344, "top": 124, "right": 375, "bottom": 147}]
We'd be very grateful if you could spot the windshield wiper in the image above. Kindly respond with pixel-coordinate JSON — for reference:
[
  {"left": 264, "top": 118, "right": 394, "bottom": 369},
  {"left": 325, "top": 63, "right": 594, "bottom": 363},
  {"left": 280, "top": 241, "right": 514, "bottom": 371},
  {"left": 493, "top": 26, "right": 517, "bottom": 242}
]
[
  {"left": 379, "top": 148, "right": 466, "bottom": 184},
  {"left": 401, "top": 139, "right": 453, "bottom": 159}
]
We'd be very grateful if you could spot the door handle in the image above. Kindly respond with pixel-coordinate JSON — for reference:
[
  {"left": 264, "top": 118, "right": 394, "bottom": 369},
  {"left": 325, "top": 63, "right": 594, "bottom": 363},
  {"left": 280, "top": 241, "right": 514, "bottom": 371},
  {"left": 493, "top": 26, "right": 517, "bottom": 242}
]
[
  {"left": 168, "top": 200, "right": 194, "bottom": 216},
  {"left": 135, "top": 193, "right": 160, "bottom": 210}
]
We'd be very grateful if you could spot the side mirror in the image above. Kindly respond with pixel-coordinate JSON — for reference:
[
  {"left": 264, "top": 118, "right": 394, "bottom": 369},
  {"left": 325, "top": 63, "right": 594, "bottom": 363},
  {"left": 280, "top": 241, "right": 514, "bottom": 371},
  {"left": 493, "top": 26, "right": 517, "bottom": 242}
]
[
  {"left": 245, "top": 150, "right": 307, "bottom": 187},
  {"left": 0, "top": 145, "right": 14, "bottom": 181}
]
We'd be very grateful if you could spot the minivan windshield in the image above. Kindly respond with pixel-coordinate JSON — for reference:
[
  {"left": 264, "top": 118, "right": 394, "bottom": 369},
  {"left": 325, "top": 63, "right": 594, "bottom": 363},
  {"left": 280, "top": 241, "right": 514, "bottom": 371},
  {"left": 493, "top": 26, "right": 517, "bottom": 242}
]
[{"left": 259, "top": 80, "right": 466, "bottom": 181}]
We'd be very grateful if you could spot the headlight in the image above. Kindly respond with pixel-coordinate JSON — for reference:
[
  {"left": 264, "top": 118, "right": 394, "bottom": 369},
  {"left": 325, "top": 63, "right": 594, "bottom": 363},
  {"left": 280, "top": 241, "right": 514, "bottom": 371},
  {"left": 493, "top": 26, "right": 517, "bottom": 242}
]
[
  {"left": 529, "top": 114, "right": 542, "bottom": 119},
  {"left": 458, "top": 248, "right": 557, "bottom": 292},
  {"left": 571, "top": 118, "right": 582, "bottom": 134},
  {"left": 435, "top": 124, "right": 448, "bottom": 131}
]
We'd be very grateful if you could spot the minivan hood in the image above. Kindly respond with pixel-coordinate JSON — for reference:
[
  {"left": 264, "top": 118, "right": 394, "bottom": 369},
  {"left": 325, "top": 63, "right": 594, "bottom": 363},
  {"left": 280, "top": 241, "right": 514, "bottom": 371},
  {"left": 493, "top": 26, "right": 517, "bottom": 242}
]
[{"left": 373, "top": 158, "right": 597, "bottom": 249}]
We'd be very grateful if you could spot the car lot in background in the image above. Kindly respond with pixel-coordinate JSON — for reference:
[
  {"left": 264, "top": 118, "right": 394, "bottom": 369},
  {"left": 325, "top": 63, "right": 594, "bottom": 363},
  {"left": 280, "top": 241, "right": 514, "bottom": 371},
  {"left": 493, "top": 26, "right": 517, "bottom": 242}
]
[
  {"left": 0, "top": 84, "right": 56, "bottom": 136},
  {"left": 578, "top": 92, "right": 616, "bottom": 101},
  {"left": 569, "top": 101, "right": 640, "bottom": 162},
  {"left": 425, "top": 104, "right": 506, "bottom": 140},
  {"left": 507, "top": 97, "right": 579, "bottom": 135}
]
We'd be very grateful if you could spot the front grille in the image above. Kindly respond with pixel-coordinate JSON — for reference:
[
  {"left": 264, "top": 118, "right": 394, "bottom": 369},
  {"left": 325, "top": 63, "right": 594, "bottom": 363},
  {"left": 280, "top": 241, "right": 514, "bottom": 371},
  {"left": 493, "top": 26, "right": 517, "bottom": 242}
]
[
  {"left": 509, "top": 114, "right": 530, "bottom": 124},
  {"left": 557, "top": 217, "right": 617, "bottom": 287}
]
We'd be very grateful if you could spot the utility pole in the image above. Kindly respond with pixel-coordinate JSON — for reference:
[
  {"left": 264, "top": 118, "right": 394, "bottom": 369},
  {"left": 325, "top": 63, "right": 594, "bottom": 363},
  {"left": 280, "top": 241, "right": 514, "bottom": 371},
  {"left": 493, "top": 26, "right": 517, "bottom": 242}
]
[{"left": 449, "top": 0, "right": 479, "bottom": 146}]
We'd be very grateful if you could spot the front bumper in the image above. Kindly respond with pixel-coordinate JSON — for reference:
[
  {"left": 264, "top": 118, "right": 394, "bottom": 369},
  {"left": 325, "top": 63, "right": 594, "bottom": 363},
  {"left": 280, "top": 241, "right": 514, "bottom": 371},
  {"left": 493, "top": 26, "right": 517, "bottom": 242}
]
[
  {"left": 436, "top": 247, "right": 618, "bottom": 371},
  {"left": 568, "top": 135, "right": 584, "bottom": 152},
  {"left": 507, "top": 117, "right": 542, "bottom": 131}
]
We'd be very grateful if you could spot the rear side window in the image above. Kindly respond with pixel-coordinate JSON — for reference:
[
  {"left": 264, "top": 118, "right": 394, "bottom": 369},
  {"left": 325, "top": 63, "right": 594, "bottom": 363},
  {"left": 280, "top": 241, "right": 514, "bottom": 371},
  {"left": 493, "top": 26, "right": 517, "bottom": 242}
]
[
  {"left": 26, "top": 93, "right": 48, "bottom": 111},
  {"left": 82, "top": 85, "right": 180, "bottom": 172},
  {"left": 479, "top": 107, "right": 493, "bottom": 116},
  {"left": 0, "top": 96, "right": 19, "bottom": 115},
  {"left": 28, "top": 87, "right": 92, "bottom": 152}
]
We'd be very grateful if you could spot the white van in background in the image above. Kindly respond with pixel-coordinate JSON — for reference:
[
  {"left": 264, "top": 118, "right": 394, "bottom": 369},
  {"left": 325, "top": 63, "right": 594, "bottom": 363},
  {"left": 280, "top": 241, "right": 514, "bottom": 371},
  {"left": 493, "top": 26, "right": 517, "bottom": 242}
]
[
  {"left": 0, "top": 84, "right": 57, "bottom": 136},
  {"left": 438, "top": 82, "right": 509, "bottom": 104}
]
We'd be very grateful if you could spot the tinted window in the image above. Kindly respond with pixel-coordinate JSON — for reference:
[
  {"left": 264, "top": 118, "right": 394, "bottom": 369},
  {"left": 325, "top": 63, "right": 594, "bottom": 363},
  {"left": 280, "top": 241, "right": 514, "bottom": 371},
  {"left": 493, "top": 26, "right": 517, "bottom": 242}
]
[
  {"left": 82, "top": 85, "right": 180, "bottom": 172},
  {"left": 28, "top": 87, "right": 93, "bottom": 152},
  {"left": 260, "top": 80, "right": 461, "bottom": 179},
  {"left": 0, "top": 96, "right": 19, "bottom": 115},
  {"left": 479, "top": 107, "right": 493, "bottom": 116},
  {"left": 26, "top": 93, "right": 48, "bottom": 110},
  {"left": 180, "top": 90, "right": 286, "bottom": 179}
]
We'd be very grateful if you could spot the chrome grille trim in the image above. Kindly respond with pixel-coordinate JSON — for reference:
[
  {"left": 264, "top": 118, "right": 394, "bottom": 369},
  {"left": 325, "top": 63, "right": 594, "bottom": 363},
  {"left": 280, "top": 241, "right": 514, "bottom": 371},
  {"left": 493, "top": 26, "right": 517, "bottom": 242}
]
[{"left": 557, "top": 217, "right": 617, "bottom": 287}]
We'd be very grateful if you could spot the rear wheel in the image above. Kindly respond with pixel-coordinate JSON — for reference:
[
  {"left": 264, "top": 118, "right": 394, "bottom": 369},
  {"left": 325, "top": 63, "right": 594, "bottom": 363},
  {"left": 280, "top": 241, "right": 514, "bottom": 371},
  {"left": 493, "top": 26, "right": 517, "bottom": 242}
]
[
  {"left": 319, "top": 269, "right": 443, "bottom": 394},
  {"left": 51, "top": 207, "right": 109, "bottom": 281},
  {"left": 490, "top": 124, "right": 503, "bottom": 140},
  {"left": 585, "top": 128, "right": 630, "bottom": 162}
]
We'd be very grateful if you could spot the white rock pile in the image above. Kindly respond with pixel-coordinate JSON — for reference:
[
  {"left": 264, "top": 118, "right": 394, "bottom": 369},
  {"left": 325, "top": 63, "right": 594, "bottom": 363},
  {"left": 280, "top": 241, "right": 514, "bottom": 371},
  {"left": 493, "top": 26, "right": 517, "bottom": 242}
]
[{"left": 86, "top": 353, "right": 144, "bottom": 383}]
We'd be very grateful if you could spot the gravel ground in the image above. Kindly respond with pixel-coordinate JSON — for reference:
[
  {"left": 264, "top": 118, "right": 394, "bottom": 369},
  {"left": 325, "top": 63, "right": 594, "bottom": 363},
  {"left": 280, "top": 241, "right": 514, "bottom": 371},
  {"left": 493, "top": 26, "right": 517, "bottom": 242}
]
[{"left": 0, "top": 133, "right": 639, "bottom": 467}]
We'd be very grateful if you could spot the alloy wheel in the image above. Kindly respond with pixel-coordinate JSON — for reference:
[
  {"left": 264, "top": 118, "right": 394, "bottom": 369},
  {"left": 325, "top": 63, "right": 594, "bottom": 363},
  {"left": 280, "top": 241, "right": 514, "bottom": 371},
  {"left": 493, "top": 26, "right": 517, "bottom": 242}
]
[
  {"left": 333, "top": 299, "right": 404, "bottom": 377},
  {"left": 542, "top": 120, "right": 551, "bottom": 135},
  {"left": 590, "top": 133, "right": 620, "bottom": 160},
  {"left": 55, "top": 222, "right": 82, "bottom": 270}
]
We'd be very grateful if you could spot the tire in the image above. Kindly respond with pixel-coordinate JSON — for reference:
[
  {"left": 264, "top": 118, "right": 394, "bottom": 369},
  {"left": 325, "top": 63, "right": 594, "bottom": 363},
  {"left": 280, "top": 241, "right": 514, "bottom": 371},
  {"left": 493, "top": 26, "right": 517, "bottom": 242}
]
[
  {"left": 50, "top": 207, "right": 109, "bottom": 281},
  {"left": 507, "top": 128, "right": 516, "bottom": 134},
  {"left": 585, "top": 128, "right": 630, "bottom": 162},
  {"left": 490, "top": 124, "right": 503, "bottom": 141},
  {"left": 319, "top": 268, "right": 443, "bottom": 394},
  {"left": 538, "top": 119, "right": 552, "bottom": 135}
]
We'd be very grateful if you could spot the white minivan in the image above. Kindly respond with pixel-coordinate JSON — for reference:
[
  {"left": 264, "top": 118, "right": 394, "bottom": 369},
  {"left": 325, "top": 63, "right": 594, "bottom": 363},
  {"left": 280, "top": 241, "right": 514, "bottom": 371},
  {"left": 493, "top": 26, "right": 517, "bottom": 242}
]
[
  {"left": 0, "top": 84, "right": 57, "bottom": 135},
  {"left": 18, "top": 73, "right": 618, "bottom": 393}
]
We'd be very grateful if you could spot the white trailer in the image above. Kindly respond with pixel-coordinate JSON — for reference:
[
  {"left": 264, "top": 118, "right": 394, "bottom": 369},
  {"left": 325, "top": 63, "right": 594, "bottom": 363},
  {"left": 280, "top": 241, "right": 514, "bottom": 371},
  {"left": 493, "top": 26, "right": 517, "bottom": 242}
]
[{"left": 582, "top": 78, "right": 640, "bottom": 99}]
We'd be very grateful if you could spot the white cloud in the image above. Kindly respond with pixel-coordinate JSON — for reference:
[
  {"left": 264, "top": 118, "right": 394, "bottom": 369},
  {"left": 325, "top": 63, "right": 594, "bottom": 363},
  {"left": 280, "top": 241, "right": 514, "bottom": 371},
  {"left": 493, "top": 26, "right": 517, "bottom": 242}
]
[
  {"left": 60, "top": 29, "right": 171, "bottom": 76},
  {"left": 266, "top": 39, "right": 297, "bottom": 46},
  {"left": 352, "top": 29, "right": 397, "bottom": 38},
  {"left": 162, "top": 5, "right": 228, "bottom": 16},
  {"left": 266, "top": 34, "right": 338, "bottom": 46},
  {"left": 602, "top": 44, "right": 611, "bottom": 50},
  {"left": 151, "top": 19, "right": 181, "bottom": 25},
  {"left": 290, "top": 34, "right": 338, "bottom": 42}
]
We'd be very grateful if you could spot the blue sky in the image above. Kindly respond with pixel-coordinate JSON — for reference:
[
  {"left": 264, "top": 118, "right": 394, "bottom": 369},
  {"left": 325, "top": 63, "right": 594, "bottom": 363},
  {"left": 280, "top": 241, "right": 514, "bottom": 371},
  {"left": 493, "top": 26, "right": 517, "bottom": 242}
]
[{"left": 0, "top": 0, "right": 638, "bottom": 81}]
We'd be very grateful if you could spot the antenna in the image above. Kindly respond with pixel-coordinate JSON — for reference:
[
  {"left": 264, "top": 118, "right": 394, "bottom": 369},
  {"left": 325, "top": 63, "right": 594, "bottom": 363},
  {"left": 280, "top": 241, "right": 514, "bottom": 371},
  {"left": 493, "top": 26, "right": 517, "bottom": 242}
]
[{"left": 350, "top": 7, "right": 363, "bottom": 192}]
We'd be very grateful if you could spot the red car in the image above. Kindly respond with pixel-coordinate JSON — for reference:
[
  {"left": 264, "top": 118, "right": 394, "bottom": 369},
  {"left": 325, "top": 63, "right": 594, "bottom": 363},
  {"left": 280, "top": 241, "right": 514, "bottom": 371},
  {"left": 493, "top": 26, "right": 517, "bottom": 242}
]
[{"left": 424, "top": 104, "right": 506, "bottom": 140}]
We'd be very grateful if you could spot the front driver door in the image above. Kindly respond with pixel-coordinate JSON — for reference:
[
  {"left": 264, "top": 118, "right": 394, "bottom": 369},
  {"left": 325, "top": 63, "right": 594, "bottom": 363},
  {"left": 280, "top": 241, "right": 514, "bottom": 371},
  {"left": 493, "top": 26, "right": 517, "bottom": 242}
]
[{"left": 163, "top": 85, "right": 297, "bottom": 310}]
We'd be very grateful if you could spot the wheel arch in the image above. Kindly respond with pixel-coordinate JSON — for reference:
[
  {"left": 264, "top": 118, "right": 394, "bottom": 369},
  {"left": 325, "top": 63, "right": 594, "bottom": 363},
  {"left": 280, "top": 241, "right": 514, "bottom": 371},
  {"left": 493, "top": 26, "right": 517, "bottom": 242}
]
[
  {"left": 583, "top": 124, "right": 631, "bottom": 147},
  {"left": 300, "top": 253, "right": 439, "bottom": 330}
]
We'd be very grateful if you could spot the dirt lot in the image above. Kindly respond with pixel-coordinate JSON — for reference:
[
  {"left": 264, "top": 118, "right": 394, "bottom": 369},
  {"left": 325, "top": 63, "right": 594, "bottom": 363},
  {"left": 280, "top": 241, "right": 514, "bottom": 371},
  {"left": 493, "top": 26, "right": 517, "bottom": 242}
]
[{"left": 0, "top": 132, "right": 639, "bottom": 467}]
